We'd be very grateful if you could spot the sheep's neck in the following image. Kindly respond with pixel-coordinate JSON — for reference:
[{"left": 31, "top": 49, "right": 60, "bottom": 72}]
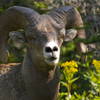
[{"left": 21, "top": 52, "right": 60, "bottom": 100}]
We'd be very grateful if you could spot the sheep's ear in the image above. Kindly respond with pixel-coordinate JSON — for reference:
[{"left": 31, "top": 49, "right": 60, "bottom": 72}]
[
  {"left": 9, "top": 31, "right": 26, "bottom": 48},
  {"left": 64, "top": 29, "right": 77, "bottom": 41}
]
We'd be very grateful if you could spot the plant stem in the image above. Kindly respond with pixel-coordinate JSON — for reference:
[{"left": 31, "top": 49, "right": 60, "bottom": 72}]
[{"left": 67, "top": 81, "right": 71, "bottom": 100}]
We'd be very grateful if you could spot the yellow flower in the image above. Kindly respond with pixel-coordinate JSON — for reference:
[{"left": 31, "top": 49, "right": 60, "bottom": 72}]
[
  {"left": 61, "top": 60, "right": 78, "bottom": 68},
  {"left": 61, "top": 60, "right": 78, "bottom": 74},
  {"left": 69, "top": 60, "right": 78, "bottom": 68},
  {"left": 70, "top": 67, "right": 78, "bottom": 73},
  {"left": 64, "top": 67, "right": 78, "bottom": 74},
  {"left": 92, "top": 59, "right": 100, "bottom": 70}
]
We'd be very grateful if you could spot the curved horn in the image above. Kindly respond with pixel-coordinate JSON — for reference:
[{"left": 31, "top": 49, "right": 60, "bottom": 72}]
[
  {"left": 48, "top": 6, "right": 87, "bottom": 53},
  {"left": 0, "top": 6, "right": 40, "bottom": 63}
]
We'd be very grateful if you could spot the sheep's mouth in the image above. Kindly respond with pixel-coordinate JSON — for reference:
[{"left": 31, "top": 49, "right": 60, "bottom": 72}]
[
  {"left": 45, "top": 57, "right": 59, "bottom": 65},
  {"left": 47, "top": 57, "right": 57, "bottom": 61}
]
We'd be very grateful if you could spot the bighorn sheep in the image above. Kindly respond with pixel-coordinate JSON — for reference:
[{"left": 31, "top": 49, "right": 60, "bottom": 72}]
[{"left": 0, "top": 6, "right": 87, "bottom": 100}]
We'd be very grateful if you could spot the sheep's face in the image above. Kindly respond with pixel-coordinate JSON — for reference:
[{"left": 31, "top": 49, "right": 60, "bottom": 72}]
[
  {"left": 10, "top": 15, "right": 77, "bottom": 66},
  {"left": 25, "top": 16, "right": 65, "bottom": 66}
]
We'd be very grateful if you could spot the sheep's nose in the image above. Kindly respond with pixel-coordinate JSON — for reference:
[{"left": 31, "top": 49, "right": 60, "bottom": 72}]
[
  {"left": 43, "top": 41, "right": 60, "bottom": 65},
  {"left": 45, "top": 46, "right": 58, "bottom": 53}
]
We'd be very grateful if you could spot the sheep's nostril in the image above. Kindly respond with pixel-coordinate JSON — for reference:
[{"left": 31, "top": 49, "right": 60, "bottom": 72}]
[
  {"left": 53, "top": 46, "right": 58, "bottom": 51},
  {"left": 45, "top": 47, "right": 52, "bottom": 53}
]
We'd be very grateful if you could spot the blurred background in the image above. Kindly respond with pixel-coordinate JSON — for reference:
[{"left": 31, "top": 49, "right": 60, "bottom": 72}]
[{"left": 0, "top": 0, "right": 100, "bottom": 99}]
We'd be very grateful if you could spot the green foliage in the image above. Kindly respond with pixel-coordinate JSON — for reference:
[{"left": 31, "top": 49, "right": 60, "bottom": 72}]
[
  {"left": 32, "top": 1, "right": 50, "bottom": 13},
  {"left": 0, "top": 7, "right": 4, "bottom": 13},
  {"left": 58, "top": 57, "right": 100, "bottom": 100},
  {"left": 8, "top": 46, "right": 25, "bottom": 63},
  {"left": 74, "top": 34, "right": 100, "bottom": 44},
  {"left": 33, "top": 1, "right": 48, "bottom": 9},
  {"left": 58, "top": 39, "right": 100, "bottom": 100}
]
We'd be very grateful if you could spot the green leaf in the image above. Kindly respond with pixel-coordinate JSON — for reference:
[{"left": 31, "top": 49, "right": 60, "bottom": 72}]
[
  {"left": 59, "top": 92, "right": 68, "bottom": 96},
  {"left": 60, "top": 81, "right": 68, "bottom": 88},
  {"left": 70, "top": 77, "right": 79, "bottom": 83}
]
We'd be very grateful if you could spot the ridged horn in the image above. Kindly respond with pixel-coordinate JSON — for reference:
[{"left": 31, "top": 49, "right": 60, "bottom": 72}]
[
  {"left": 48, "top": 6, "right": 87, "bottom": 53},
  {"left": 0, "top": 6, "right": 40, "bottom": 63}
]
